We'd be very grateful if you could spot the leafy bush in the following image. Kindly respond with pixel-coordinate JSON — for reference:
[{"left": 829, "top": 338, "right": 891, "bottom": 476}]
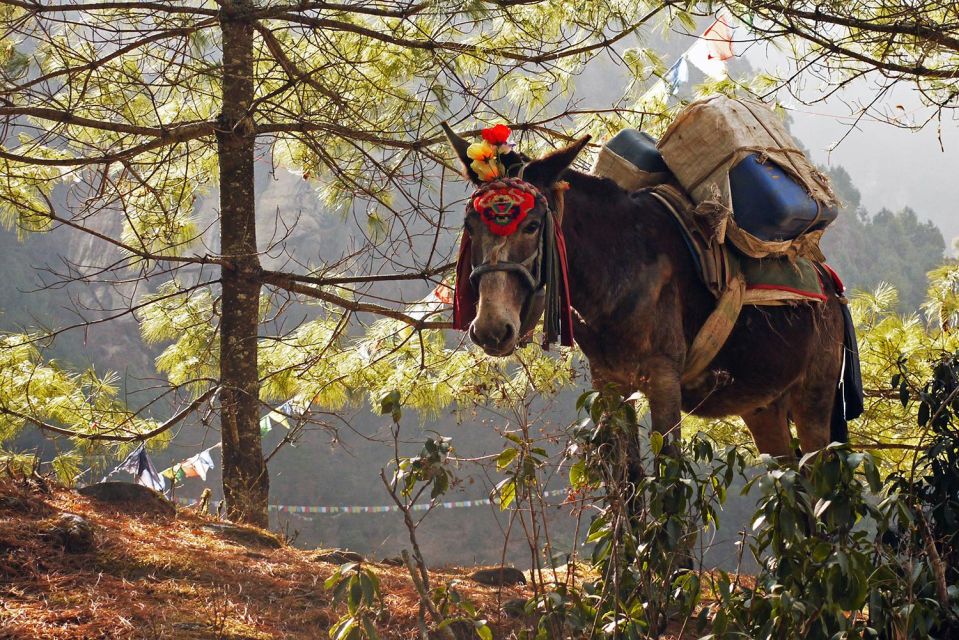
[
  {"left": 519, "top": 371, "right": 959, "bottom": 639},
  {"left": 522, "top": 390, "right": 744, "bottom": 639},
  {"left": 707, "top": 445, "right": 943, "bottom": 639},
  {"left": 324, "top": 562, "right": 384, "bottom": 640}
]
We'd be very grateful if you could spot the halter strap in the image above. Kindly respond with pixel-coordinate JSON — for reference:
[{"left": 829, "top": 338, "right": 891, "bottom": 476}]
[{"left": 463, "top": 177, "right": 572, "bottom": 348}]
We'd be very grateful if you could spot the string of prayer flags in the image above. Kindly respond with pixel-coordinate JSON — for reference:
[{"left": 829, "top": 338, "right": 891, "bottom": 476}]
[
  {"left": 162, "top": 443, "right": 220, "bottom": 483},
  {"left": 108, "top": 444, "right": 166, "bottom": 492},
  {"left": 174, "top": 488, "right": 572, "bottom": 515}
]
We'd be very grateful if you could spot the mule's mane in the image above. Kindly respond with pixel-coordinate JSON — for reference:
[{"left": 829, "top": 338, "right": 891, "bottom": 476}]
[
  {"left": 560, "top": 168, "right": 623, "bottom": 199},
  {"left": 558, "top": 167, "right": 645, "bottom": 228}
]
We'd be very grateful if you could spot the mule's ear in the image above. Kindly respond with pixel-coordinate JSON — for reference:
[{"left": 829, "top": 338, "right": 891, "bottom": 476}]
[
  {"left": 522, "top": 135, "right": 591, "bottom": 187},
  {"left": 440, "top": 121, "right": 482, "bottom": 185}
]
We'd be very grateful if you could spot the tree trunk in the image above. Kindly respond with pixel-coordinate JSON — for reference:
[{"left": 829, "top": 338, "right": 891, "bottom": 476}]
[{"left": 217, "top": 0, "right": 268, "bottom": 527}]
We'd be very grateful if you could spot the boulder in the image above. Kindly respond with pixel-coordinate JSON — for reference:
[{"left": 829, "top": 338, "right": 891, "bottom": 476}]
[
  {"left": 501, "top": 597, "right": 528, "bottom": 618},
  {"left": 469, "top": 567, "right": 526, "bottom": 586},
  {"left": 50, "top": 513, "right": 95, "bottom": 553},
  {"left": 311, "top": 549, "right": 364, "bottom": 564},
  {"left": 77, "top": 482, "right": 175, "bottom": 516}
]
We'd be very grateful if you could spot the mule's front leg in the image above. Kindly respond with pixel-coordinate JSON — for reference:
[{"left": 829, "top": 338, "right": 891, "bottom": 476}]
[{"left": 640, "top": 356, "right": 684, "bottom": 442}]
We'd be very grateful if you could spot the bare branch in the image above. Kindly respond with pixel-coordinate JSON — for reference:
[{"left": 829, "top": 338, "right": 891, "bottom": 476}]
[
  {"left": 0, "top": 121, "right": 215, "bottom": 166},
  {"left": 260, "top": 271, "right": 452, "bottom": 330},
  {"left": 0, "top": 0, "right": 218, "bottom": 16}
]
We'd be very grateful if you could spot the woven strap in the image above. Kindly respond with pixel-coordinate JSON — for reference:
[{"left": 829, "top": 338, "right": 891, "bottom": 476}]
[
  {"left": 645, "top": 185, "right": 745, "bottom": 383},
  {"left": 681, "top": 275, "right": 745, "bottom": 385}
]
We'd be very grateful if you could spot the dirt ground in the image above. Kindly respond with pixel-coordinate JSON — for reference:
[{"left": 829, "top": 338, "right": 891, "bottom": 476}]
[{"left": 0, "top": 477, "right": 702, "bottom": 639}]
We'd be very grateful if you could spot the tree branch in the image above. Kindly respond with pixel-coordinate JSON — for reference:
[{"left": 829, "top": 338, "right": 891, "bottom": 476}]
[
  {"left": 0, "top": 386, "right": 219, "bottom": 442},
  {"left": 0, "top": 0, "right": 218, "bottom": 16},
  {"left": 260, "top": 271, "right": 452, "bottom": 330},
  {"left": 0, "top": 106, "right": 209, "bottom": 137},
  {"left": 0, "top": 19, "right": 218, "bottom": 97},
  {"left": 266, "top": 8, "right": 663, "bottom": 66},
  {"left": 0, "top": 121, "right": 215, "bottom": 166},
  {"left": 260, "top": 263, "right": 452, "bottom": 287},
  {"left": 743, "top": 2, "right": 959, "bottom": 53}
]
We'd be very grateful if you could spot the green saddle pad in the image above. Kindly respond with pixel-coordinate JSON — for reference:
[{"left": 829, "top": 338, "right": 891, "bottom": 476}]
[{"left": 735, "top": 253, "right": 826, "bottom": 304}]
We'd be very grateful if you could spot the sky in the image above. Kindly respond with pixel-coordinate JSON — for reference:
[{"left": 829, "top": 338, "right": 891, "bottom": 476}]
[{"left": 788, "top": 102, "right": 959, "bottom": 248}]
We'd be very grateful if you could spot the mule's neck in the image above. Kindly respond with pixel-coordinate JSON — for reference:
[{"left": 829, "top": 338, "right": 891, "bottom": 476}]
[
  {"left": 558, "top": 171, "right": 659, "bottom": 316},
  {"left": 556, "top": 170, "right": 710, "bottom": 328}
]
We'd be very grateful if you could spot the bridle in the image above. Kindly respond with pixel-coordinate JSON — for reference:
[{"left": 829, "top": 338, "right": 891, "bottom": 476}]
[{"left": 467, "top": 176, "right": 563, "bottom": 340}]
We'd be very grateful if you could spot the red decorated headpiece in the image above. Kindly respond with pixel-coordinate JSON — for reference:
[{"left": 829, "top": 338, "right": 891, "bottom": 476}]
[{"left": 472, "top": 183, "right": 537, "bottom": 236}]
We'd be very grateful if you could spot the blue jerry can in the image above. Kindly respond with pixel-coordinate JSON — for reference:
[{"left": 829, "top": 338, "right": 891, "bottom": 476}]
[
  {"left": 728, "top": 155, "right": 838, "bottom": 242},
  {"left": 604, "top": 130, "right": 669, "bottom": 174}
]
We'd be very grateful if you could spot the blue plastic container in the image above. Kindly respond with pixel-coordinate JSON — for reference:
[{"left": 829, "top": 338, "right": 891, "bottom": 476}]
[
  {"left": 728, "top": 154, "right": 837, "bottom": 242},
  {"left": 605, "top": 130, "right": 669, "bottom": 173}
]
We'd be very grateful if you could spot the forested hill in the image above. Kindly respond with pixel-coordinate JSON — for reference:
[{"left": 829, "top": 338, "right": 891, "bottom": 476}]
[{"left": 819, "top": 165, "right": 947, "bottom": 311}]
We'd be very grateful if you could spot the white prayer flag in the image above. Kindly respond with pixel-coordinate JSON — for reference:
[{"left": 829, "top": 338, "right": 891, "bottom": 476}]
[
  {"left": 112, "top": 444, "right": 166, "bottom": 492},
  {"left": 406, "top": 284, "right": 451, "bottom": 322},
  {"left": 687, "top": 14, "right": 735, "bottom": 80}
]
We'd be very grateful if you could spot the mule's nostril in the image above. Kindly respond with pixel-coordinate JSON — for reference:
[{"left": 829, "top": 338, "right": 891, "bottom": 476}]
[
  {"left": 498, "top": 323, "right": 515, "bottom": 345},
  {"left": 470, "top": 320, "right": 518, "bottom": 354}
]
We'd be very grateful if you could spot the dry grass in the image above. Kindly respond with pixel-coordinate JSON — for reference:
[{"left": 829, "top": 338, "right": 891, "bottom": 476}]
[{"left": 0, "top": 478, "right": 533, "bottom": 639}]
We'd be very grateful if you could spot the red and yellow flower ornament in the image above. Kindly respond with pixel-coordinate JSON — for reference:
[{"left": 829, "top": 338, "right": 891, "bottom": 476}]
[
  {"left": 465, "top": 125, "right": 536, "bottom": 235},
  {"left": 466, "top": 124, "right": 514, "bottom": 182}
]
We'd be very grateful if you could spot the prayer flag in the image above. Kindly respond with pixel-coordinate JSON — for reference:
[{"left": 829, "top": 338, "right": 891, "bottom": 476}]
[
  {"left": 703, "top": 14, "right": 735, "bottom": 61},
  {"left": 434, "top": 283, "right": 454, "bottom": 305},
  {"left": 687, "top": 14, "right": 735, "bottom": 79},
  {"left": 664, "top": 57, "right": 689, "bottom": 95},
  {"left": 259, "top": 414, "right": 273, "bottom": 435},
  {"left": 113, "top": 444, "right": 166, "bottom": 492},
  {"left": 406, "top": 287, "right": 447, "bottom": 322},
  {"left": 267, "top": 403, "right": 291, "bottom": 430}
]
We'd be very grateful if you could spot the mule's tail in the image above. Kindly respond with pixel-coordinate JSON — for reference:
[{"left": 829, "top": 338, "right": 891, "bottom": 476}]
[
  {"left": 831, "top": 301, "right": 864, "bottom": 443},
  {"left": 830, "top": 384, "right": 850, "bottom": 444}
]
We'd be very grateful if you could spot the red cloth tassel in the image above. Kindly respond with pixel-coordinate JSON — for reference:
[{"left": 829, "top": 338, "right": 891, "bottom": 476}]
[
  {"left": 819, "top": 262, "right": 845, "bottom": 294},
  {"left": 453, "top": 232, "right": 476, "bottom": 331},
  {"left": 553, "top": 222, "right": 575, "bottom": 348}
]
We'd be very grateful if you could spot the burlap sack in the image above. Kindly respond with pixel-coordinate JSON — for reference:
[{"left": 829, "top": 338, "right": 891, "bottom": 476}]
[
  {"left": 657, "top": 96, "right": 838, "bottom": 260},
  {"left": 592, "top": 145, "right": 671, "bottom": 192}
]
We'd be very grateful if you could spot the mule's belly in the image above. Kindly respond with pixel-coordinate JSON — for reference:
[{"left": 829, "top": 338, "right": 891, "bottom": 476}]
[{"left": 680, "top": 303, "right": 829, "bottom": 417}]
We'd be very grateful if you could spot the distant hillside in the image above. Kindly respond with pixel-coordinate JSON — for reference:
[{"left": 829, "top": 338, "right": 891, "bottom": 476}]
[{"left": 820, "top": 165, "right": 946, "bottom": 311}]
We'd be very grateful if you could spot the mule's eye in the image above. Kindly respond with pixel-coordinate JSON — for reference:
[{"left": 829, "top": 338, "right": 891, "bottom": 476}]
[{"left": 523, "top": 222, "right": 541, "bottom": 234}]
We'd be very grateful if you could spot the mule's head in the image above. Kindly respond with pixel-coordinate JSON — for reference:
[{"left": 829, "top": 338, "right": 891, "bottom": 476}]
[{"left": 443, "top": 124, "right": 589, "bottom": 356}]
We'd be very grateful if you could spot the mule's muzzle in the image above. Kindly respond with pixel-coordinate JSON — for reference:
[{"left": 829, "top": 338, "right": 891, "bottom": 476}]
[{"left": 469, "top": 318, "right": 518, "bottom": 356}]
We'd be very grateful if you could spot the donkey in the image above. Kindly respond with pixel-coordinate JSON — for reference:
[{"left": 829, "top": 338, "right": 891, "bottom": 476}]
[{"left": 445, "top": 130, "right": 850, "bottom": 458}]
